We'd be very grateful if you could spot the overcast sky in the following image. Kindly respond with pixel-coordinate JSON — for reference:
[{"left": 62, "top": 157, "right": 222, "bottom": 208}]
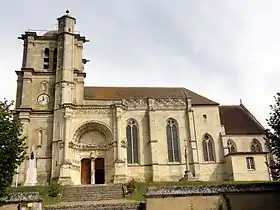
[{"left": 0, "top": 0, "right": 279, "bottom": 126}]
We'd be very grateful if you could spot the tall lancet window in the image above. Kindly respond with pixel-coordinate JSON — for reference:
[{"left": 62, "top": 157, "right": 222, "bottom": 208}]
[
  {"left": 166, "top": 118, "right": 180, "bottom": 162},
  {"left": 227, "top": 139, "right": 237, "bottom": 153},
  {"left": 43, "top": 48, "right": 50, "bottom": 70},
  {"left": 126, "top": 119, "right": 139, "bottom": 164},
  {"left": 53, "top": 48, "right": 57, "bottom": 70},
  {"left": 202, "top": 134, "right": 215, "bottom": 161},
  {"left": 250, "top": 139, "right": 262, "bottom": 152}
]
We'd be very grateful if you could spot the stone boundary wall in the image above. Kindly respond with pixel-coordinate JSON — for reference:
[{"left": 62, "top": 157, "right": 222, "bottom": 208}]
[
  {"left": 144, "top": 182, "right": 280, "bottom": 210},
  {"left": 145, "top": 182, "right": 280, "bottom": 197},
  {"left": 0, "top": 192, "right": 42, "bottom": 210}
]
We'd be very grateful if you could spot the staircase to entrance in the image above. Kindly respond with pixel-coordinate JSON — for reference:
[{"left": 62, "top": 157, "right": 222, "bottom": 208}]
[
  {"left": 61, "top": 184, "right": 125, "bottom": 202},
  {"left": 44, "top": 184, "right": 144, "bottom": 210}
]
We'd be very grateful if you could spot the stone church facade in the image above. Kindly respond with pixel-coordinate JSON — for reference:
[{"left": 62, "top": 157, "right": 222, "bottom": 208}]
[{"left": 14, "top": 11, "right": 270, "bottom": 186}]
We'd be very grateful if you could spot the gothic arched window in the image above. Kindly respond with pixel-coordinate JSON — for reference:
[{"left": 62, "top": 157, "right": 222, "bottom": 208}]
[
  {"left": 227, "top": 139, "right": 237, "bottom": 153},
  {"left": 126, "top": 119, "right": 139, "bottom": 164},
  {"left": 250, "top": 139, "right": 262, "bottom": 152},
  {"left": 202, "top": 134, "right": 215, "bottom": 161},
  {"left": 43, "top": 48, "right": 50, "bottom": 70},
  {"left": 53, "top": 48, "right": 57, "bottom": 70},
  {"left": 166, "top": 118, "right": 180, "bottom": 162}
]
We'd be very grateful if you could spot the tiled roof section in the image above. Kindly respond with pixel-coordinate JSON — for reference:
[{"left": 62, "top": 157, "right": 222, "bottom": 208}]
[
  {"left": 219, "top": 105, "right": 265, "bottom": 135},
  {"left": 84, "top": 86, "right": 219, "bottom": 105}
]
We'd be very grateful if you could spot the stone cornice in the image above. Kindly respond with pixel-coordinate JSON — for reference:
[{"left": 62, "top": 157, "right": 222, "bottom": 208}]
[
  {"left": 18, "top": 32, "right": 37, "bottom": 40},
  {"left": 224, "top": 151, "right": 268, "bottom": 157},
  {"left": 15, "top": 107, "right": 54, "bottom": 114},
  {"left": 55, "top": 80, "right": 75, "bottom": 85},
  {"left": 16, "top": 68, "right": 56, "bottom": 76},
  {"left": 60, "top": 103, "right": 127, "bottom": 110}
]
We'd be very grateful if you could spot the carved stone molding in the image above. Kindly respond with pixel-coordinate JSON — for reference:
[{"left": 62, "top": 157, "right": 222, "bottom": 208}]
[
  {"left": 68, "top": 141, "right": 115, "bottom": 151},
  {"left": 154, "top": 98, "right": 186, "bottom": 108},
  {"left": 122, "top": 98, "right": 148, "bottom": 109},
  {"left": 187, "top": 98, "right": 192, "bottom": 111},
  {"left": 121, "top": 138, "right": 127, "bottom": 148},
  {"left": 70, "top": 164, "right": 80, "bottom": 172},
  {"left": 73, "top": 108, "right": 112, "bottom": 117},
  {"left": 64, "top": 107, "right": 72, "bottom": 119},
  {"left": 59, "top": 142, "right": 65, "bottom": 148}
]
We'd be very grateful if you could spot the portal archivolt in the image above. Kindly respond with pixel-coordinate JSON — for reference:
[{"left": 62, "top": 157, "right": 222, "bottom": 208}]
[{"left": 70, "top": 121, "right": 113, "bottom": 149}]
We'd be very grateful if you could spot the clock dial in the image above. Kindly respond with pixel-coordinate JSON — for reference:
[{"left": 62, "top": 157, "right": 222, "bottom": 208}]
[{"left": 37, "top": 94, "right": 50, "bottom": 105}]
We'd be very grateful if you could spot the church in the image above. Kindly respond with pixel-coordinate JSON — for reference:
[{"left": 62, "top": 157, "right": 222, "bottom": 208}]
[{"left": 14, "top": 11, "right": 271, "bottom": 186}]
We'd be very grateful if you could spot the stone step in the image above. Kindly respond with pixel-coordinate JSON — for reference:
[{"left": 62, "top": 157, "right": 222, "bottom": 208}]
[
  {"left": 61, "top": 184, "right": 125, "bottom": 202},
  {"left": 44, "top": 201, "right": 145, "bottom": 210}
]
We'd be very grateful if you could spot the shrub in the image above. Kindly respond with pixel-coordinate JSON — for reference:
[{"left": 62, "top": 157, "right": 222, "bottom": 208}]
[
  {"left": 217, "top": 194, "right": 231, "bottom": 210},
  {"left": 48, "top": 180, "right": 61, "bottom": 197},
  {"left": 127, "top": 179, "right": 136, "bottom": 194}
]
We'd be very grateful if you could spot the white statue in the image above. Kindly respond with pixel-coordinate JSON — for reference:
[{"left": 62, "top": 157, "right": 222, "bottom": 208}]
[{"left": 24, "top": 145, "right": 37, "bottom": 186}]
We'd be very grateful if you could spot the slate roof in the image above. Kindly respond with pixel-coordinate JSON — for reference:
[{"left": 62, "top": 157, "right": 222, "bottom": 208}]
[
  {"left": 84, "top": 86, "right": 218, "bottom": 105},
  {"left": 219, "top": 105, "right": 265, "bottom": 135},
  {"left": 83, "top": 86, "right": 265, "bottom": 135}
]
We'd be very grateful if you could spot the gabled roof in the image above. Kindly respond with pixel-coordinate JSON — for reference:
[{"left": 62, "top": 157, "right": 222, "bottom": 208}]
[
  {"left": 84, "top": 86, "right": 219, "bottom": 105},
  {"left": 219, "top": 105, "right": 265, "bottom": 135}
]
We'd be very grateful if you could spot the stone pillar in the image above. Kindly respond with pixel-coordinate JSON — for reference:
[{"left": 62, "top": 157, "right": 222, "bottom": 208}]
[
  {"left": 59, "top": 107, "right": 72, "bottom": 184},
  {"left": 91, "top": 157, "right": 95, "bottom": 184},
  {"left": 113, "top": 105, "right": 127, "bottom": 183},
  {"left": 148, "top": 99, "right": 160, "bottom": 182},
  {"left": 116, "top": 106, "right": 123, "bottom": 161},
  {"left": 18, "top": 112, "right": 30, "bottom": 185},
  {"left": 63, "top": 108, "right": 72, "bottom": 163},
  {"left": 187, "top": 99, "right": 200, "bottom": 179},
  {"left": 21, "top": 70, "right": 32, "bottom": 107}
]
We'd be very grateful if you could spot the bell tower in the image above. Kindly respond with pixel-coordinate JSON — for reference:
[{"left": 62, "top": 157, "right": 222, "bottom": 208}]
[
  {"left": 55, "top": 10, "right": 76, "bottom": 106},
  {"left": 15, "top": 10, "right": 89, "bottom": 185},
  {"left": 51, "top": 10, "right": 89, "bottom": 183}
]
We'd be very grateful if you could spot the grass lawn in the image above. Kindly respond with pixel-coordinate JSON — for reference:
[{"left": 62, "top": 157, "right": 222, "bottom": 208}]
[
  {"left": 7, "top": 180, "right": 271, "bottom": 204},
  {"left": 7, "top": 186, "right": 60, "bottom": 205},
  {"left": 125, "top": 180, "right": 270, "bottom": 201}
]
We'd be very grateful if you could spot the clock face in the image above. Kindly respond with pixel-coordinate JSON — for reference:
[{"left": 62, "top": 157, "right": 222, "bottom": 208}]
[{"left": 37, "top": 94, "right": 50, "bottom": 105}]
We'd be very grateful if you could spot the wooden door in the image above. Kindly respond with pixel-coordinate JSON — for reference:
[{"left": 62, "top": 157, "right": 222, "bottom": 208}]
[
  {"left": 94, "top": 158, "right": 105, "bottom": 184},
  {"left": 81, "top": 158, "right": 91, "bottom": 185}
]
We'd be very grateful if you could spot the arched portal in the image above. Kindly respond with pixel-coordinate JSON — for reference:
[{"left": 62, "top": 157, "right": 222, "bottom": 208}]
[
  {"left": 81, "top": 158, "right": 91, "bottom": 185},
  {"left": 95, "top": 158, "right": 105, "bottom": 184},
  {"left": 71, "top": 121, "right": 114, "bottom": 185},
  {"left": 73, "top": 121, "right": 113, "bottom": 144}
]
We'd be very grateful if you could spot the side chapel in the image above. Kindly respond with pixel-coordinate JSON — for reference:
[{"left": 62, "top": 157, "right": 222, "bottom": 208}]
[{"left": 14, "top": 11, "right": 271, "bottom": 185}]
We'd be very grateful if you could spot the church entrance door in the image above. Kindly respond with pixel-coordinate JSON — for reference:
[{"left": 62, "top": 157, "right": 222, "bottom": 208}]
[
  {"left": 94, "top": 158, "right": 105, "bottom": 184},
  {"left": 81, "top": 158, "right": 91, "bottom": 185}
]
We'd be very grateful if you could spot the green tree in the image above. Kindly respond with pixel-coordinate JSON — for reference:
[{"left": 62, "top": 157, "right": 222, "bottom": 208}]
[
  {"left": 0, "top": 99, "right": 26, "bottom": 197},
  {"left": 265, "top": 93, "right": 280, "bottom": 180}
]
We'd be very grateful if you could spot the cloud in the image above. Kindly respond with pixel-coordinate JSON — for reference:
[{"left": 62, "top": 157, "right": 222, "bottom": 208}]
[{"left": 0, "top": 0, "right": 279, "bottom": 126}]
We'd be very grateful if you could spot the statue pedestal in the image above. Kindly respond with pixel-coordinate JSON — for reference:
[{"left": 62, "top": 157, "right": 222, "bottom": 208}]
[
  {"left": 113, "top": 160, "right": 127, "bottom": 183},
  {"left": 24, "top": 159, "right": 38, "bottom": 186},
  {"left": 179, "top": 170, "right": 196, "bottom": 182}
]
